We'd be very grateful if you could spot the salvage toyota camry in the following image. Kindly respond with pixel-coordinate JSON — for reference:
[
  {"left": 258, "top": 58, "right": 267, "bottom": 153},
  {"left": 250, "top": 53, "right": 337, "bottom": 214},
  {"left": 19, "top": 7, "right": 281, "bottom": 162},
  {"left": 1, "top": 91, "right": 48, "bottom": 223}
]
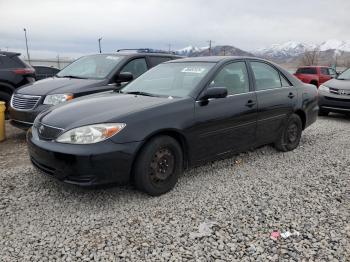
[{"left": 27, "top": 57, "right": 318, "bottom": 195}]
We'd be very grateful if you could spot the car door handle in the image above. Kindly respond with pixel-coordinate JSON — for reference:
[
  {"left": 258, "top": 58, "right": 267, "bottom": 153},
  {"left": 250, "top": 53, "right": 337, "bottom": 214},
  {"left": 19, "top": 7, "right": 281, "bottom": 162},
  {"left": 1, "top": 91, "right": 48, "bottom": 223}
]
[
  {"left": 245, "top": 100, "right": 256, "bottom": 107},
  {"left": 288, "top": 93, "right": 295, "bottom": 99}
]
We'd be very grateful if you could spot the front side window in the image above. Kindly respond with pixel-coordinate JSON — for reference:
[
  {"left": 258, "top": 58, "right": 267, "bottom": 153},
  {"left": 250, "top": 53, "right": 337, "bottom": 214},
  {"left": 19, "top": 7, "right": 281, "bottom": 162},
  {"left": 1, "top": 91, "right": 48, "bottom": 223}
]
[
  {"left": 320, "top": 68, "right": 329, "bottom": 75},
  {"left": 210, "top": 62, "right": 249, "bottom": 95},
  {"left": 329, "top": 68, "right": 337, "bottom": 78},
  {"left": 57, "top": 54, "right": 122, "bottom": 79},
  {"left": 120, "top": 58, "right": 148, "bottom": 78},
  {"left": 251, "top": 62, "right": 282, "bottom": 91},
  {"left": 122, "top": 62, "right": 215, "bottom": 98}
]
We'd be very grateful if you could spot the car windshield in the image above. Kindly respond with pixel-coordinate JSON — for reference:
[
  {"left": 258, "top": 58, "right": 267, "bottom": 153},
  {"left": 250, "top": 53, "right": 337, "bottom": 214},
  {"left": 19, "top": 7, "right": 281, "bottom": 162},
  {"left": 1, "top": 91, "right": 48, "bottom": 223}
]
[
  {"left": 338, "top": 68, "right": 350, "bottom": 80},
  {"left": 57, "top": 54, "right": 122, "bottom": 79},
  {"left": 121, "top": 62, "right": 215, "bottom": 98}
]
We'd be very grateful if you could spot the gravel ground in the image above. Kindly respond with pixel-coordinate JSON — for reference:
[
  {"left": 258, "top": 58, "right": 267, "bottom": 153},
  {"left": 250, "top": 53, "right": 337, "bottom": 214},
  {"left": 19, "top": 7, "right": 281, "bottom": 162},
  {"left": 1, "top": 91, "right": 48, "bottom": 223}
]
[{"left": 0, "top": 116, "right": 349, "bottom": 261}]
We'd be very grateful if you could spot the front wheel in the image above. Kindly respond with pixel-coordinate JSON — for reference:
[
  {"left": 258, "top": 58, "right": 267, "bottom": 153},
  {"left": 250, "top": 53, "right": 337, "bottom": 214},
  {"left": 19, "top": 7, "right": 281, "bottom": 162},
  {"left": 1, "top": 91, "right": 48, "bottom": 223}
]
[
  {"left": 274, "top": 114, "right": 303, "bottom": 152},
  {"left": 133, "top": 136, "right": 183, "bottom": 196}
]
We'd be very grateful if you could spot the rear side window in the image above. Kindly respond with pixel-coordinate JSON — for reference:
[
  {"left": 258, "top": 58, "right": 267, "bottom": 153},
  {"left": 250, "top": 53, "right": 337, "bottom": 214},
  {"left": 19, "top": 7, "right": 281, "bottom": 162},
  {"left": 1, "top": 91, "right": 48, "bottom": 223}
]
[
  {"left": 296, "top": 68, "right": 317, "bottom": 74},
  {"left": 320, "top": 68, "right": 329, "bottom": 75},
  {"left": 251, "top": 62, "right": 282, "bottom": 91},
  {"left": 148, "top": 56, "right": 172, "bottom": 68},
  {"left": 0, "top": 55, "right": 23, "bottom": 69},
  {"left": 120, "top": 58, "right": 148, "bottom": 78}
]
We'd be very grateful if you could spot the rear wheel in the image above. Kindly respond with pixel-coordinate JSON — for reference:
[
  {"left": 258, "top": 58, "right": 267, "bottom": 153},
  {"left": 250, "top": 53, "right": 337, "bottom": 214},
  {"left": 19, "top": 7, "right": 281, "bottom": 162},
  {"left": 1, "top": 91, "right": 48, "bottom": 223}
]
[
  {"left": 0, "top": 91, "right": 11, "bottom": 120},
  {"left": 318, "top": 109, "right": 329, "bottom": 116},
  {"left": 275, "top": 114, "right": 303, "bottom": 152},
  {"left": 134, "top": 136, "right": 183, "bottom": 196}
]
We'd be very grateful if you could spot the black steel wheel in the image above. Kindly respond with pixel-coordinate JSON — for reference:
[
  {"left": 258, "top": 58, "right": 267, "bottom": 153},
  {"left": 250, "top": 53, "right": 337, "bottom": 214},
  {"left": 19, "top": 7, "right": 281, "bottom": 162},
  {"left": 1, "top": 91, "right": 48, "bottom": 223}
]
[
  {"left": 134, "top": 135, "right": 183, "bottom": 196},
  {"left": 275, "top": 114, "right": 303, "bottom": 152}
]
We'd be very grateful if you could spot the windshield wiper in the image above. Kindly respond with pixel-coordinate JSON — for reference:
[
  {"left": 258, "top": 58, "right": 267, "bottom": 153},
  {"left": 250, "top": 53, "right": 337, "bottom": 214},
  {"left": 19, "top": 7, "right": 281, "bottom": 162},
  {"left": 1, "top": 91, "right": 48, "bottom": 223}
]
[
  {"left": 337, "top": 78, "right": 349, "bottom": 80},
  {"left": 124, "top": 91, "right": 158, "bottom": 97},
  {"left": 58, "top": 75, "right": 88, "bottom": 79}
]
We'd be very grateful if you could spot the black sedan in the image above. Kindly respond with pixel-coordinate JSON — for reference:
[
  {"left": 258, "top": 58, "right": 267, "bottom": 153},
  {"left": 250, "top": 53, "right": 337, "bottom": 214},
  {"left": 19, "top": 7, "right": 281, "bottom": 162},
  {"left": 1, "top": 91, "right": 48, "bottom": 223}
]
[
  {"left": 10, "top": 51, "right": 180, "bottom": 129},
  {"left": 318, "top": 68, "right": 350, "bottom": 116},
  {"left": 27, "top": 56, "right": 318, "bottom": 196}
]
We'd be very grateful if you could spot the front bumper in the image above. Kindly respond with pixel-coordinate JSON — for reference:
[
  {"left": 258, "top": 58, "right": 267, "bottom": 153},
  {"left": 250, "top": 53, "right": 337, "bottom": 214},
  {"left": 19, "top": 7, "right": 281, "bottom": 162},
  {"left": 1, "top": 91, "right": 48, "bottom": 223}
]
[
  {"left": 318, "top": 91, "right": 350, "bottom": 113},
  {"left": 27, "top": 128, "right": 142, "bottom": 186},
  {"left": 9, "top": 104, "right": 52, "bottom": 129}
]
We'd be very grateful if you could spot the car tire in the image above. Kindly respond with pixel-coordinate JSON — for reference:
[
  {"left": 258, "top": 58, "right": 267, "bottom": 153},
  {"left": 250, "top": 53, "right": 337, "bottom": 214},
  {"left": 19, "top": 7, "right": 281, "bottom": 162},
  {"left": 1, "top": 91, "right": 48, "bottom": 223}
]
[
  {"left": 274, "top": 114, "right": 303, "bottom": 152},
  {"left": 134, "top": 135, "right": 183, "bottom": 196},
  {"left": 0, "top": 91, "right": 11, "bottom": 120},
  {"left": 318, "top": 109, "right": 329, "bottom": 116}
]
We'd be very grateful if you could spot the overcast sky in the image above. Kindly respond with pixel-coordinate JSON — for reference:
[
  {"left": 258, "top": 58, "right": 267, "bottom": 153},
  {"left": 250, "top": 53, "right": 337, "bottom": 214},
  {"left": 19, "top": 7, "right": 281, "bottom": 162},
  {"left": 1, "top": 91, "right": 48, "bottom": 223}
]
[{"left": 1, "top": 0, "right": 350, "bottom": 58}]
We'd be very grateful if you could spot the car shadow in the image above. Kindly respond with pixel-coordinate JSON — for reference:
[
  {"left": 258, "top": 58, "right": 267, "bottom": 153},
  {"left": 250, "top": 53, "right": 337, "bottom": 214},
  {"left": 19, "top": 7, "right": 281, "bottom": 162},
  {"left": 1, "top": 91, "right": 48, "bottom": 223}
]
[{"left": 319, "top": 113, "right": 350, "bottom": 121}]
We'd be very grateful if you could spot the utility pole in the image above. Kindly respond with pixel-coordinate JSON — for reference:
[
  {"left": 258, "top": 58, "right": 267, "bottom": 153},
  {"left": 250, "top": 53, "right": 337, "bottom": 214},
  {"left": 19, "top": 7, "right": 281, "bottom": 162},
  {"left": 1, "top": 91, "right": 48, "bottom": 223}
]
[
  {"left": 207, "top": 40, "right": 214, "bottom": 56},
  {"left": 23, "top": 28, "right": 31, "bottom": 64},
  {"left": 98, "top": 37, "right": 102, "bottom": 53},
  {"left": 167, "top": 43, "right": 171, "bottom": 53},
  {"left": 57, "top": 54, "right": 60, "bottom": 69},
  {"left": 223, "top": 46, "right": 226, "bottom": 56}
]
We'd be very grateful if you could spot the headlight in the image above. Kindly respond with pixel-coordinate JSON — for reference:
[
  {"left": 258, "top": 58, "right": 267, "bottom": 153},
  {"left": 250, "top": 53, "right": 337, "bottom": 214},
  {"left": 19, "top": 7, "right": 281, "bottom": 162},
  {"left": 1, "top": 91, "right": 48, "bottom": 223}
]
[
  {"left": 56, "top": 123, "right": 126, "bottom": 144},
  {"left": 43, "top": 94, "right": 73, "bottom": 105},
  {"left": 318, "top": 85, "right": 330, "bottom": 93}
]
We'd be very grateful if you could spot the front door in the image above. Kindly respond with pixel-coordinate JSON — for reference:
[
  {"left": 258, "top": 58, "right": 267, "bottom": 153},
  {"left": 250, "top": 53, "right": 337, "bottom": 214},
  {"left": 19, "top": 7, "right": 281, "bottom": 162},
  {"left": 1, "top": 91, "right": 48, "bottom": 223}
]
[{"left": 191, "top": 61, "right": 258, "bottom": 162}]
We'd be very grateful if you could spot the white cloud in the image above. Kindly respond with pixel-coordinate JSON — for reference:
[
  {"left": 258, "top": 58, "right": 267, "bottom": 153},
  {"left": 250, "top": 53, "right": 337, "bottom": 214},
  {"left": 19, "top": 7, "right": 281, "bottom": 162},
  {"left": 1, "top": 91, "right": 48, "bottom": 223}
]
[{"left": 1, "top": 0, "right": 349, "bottom": 57}]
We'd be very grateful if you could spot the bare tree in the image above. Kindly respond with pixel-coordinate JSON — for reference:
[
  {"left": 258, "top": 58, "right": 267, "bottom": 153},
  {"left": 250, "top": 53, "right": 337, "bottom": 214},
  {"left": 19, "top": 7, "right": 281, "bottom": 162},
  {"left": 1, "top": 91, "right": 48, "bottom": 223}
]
[{"left": 300, "top": 48, "right": 320, "bottom": 66}]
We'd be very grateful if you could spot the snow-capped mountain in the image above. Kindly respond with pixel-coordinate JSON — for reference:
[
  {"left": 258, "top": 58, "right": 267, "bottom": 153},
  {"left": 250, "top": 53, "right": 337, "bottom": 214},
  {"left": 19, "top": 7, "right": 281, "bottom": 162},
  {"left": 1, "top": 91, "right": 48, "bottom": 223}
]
[
  {"left": 255, "top": 40, "right": 350, "bottom": 60},
  {"left": 176, "top": 45, "right": 208, "bottom": 56},
  {"left": 254, "top": 41, "right": 317, "bottom": 59},
  {"left": 318, "top": 39, "right": 350, "bottom": 52}
]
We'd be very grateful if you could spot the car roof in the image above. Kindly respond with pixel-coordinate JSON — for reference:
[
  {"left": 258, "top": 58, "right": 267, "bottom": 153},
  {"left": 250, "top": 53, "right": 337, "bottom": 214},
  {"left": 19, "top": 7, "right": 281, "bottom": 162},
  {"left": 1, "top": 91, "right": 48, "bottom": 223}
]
[
  {"left": 167, "top": 56, "right": 267, "bottom": 63},
  {"left": 0, "top": 51, "right": 21, "bottom": 57},
  {"left": 298, "top": 66, "right": 329, "bottom": 68},
  {"left": 80, "top": 53, "right": 182, "bottom": 59}
]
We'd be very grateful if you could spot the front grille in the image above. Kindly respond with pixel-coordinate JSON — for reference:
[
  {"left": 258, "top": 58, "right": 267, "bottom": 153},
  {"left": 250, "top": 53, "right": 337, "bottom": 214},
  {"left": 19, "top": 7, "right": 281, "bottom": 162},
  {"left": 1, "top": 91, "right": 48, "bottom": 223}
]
[
  {"left": 34, "top": 122, "right": 64, "bottom": 140},
  {"left": 11, "top": 94, "right": 41, "bottom": 110},
  {"left": 329, "top": 88, "right": 350, "bottom": 96},
  {"left": 325, "top": 96, "right": 350, "bottom": 103}
]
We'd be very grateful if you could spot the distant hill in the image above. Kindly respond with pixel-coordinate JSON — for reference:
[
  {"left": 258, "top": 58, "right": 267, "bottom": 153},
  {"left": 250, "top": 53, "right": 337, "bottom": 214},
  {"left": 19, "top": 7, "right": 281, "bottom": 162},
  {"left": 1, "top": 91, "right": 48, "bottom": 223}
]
[{"left": 189, "top": 45, "right": 254, "bottom": 57}]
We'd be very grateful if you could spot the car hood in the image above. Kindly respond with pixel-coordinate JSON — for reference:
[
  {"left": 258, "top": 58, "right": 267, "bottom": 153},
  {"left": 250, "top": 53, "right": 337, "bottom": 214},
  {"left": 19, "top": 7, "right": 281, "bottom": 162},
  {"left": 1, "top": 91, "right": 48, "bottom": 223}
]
[
  {"left": 324, "top": 78, "right": 350, "bottom": 90},
  {"left": 16, "top": 77, "right": 105, "bottom": 96},
  {"left": 38, "top": 92, "right": 176, "bottom": 130}
]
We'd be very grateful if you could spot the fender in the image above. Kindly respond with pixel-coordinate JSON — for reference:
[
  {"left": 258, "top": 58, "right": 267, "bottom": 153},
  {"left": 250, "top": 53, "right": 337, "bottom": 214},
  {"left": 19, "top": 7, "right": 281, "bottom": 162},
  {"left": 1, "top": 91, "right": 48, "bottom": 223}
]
[{"left": 0, "top": 82, "right": 15, "bottom": 94}]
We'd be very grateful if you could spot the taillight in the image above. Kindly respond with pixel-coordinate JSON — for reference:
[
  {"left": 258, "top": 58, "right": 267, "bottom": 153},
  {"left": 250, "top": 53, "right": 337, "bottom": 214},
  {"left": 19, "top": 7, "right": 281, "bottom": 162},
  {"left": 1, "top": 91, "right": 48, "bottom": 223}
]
[{"left": 13, "top": 68, "right": 35, "bottom": 75}]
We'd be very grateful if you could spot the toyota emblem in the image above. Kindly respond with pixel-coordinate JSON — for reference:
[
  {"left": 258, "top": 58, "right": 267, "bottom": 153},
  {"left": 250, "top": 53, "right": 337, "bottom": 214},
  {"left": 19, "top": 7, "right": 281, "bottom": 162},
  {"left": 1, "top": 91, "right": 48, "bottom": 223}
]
[{"left": 339, "top": 89, "right": 347, "bottom": 95}]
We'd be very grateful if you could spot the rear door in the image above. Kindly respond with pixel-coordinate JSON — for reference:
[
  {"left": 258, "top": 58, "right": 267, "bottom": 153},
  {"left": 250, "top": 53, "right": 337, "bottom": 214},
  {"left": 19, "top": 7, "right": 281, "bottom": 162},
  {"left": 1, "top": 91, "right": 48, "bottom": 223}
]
[
  {"left": 319, "top": 67, "right": 332, "bottom": 85},
  {"left": 248, "top": 60, "right": 296, "bottom": 145},
  {"left": 192, "top": 61, "right": 257, "bottom": 162}
]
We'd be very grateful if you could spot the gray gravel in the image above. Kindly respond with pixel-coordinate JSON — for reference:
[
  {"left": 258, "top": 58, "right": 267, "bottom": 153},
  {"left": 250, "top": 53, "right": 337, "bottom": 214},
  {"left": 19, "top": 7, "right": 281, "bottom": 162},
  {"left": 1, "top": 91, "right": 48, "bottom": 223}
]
[{"left": 1, "top": 115, "right": 350, "bottom": 261}]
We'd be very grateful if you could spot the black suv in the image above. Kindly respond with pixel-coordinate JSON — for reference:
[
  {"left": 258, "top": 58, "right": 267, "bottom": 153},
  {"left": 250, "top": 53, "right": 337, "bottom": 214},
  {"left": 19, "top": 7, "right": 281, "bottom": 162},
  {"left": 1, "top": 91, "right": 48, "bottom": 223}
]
[
  {"left": 9, "top": 50, "right": 181, "bottom": 129},
  {"left": 0, "top": 52, "right": 35, "bottom": 116}
]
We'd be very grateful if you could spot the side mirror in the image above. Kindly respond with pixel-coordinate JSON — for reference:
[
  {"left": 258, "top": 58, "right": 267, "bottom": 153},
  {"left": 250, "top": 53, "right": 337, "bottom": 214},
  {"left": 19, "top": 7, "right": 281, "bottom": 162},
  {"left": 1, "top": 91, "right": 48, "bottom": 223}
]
[
  {"left": 116, "top": 72, "right": 133, "bottom": 83},
  {"left": 201, "top": 87, "right": 228, "bottom": 100}
]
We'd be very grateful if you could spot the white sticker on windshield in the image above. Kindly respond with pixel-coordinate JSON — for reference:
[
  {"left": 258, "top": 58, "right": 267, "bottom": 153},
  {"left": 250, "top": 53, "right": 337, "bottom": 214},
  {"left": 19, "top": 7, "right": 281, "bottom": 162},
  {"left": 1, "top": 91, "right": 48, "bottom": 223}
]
[
  {"left": 106, "top": 56, "right": 119, "bottom": 60},
  {"left": 181, "top": 67, "right": 206, "bottom": 74}
]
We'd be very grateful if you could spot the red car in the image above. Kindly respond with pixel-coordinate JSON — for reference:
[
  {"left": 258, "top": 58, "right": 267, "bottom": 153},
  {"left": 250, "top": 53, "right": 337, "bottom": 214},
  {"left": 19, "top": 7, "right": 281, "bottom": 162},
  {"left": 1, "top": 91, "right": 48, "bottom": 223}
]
[{"left": 294, "top": 66, "right": 337, "bottom": 87}]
